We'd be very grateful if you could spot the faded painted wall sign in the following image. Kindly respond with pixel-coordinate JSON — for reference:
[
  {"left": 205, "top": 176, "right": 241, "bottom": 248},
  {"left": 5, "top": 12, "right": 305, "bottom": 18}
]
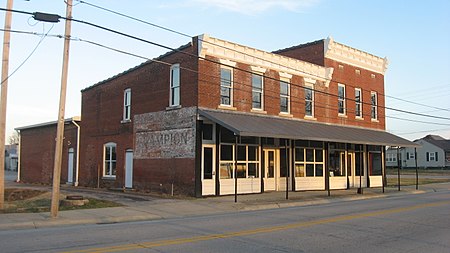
[{"left": 134, "top": 107, "right": 197, "bottom": 159}]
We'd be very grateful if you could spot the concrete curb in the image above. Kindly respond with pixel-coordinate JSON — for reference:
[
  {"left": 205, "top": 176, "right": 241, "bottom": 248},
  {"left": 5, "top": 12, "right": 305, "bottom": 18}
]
[{"left": 0, "top": 186, "right": 442, "bottom": 231}]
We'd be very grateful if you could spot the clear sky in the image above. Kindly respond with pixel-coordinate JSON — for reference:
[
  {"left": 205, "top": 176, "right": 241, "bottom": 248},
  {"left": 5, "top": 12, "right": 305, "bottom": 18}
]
[{"left": 1, "top": 0, "right": 450, "bottom": 142}]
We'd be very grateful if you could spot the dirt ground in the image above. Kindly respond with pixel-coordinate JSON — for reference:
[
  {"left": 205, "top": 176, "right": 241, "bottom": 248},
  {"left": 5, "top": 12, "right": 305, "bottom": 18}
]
[{"left": 5, "top": 188, "right": 47, "bottom": 201}]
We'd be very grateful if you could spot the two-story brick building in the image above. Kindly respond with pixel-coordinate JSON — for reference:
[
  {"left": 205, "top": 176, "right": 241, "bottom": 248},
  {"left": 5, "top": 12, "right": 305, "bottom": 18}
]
[{"left": 75, "top": 34, "right": 416, "bottom": 197}]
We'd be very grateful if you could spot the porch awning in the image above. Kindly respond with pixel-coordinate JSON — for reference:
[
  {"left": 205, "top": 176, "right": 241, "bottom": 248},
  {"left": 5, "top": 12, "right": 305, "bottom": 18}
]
[{"left": 198, "top": 108, "right": 419, "bottom": 147}]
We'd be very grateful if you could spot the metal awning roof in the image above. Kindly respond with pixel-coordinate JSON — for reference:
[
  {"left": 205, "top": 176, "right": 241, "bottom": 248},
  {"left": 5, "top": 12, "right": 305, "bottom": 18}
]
[{"left": 199, "top": 109, "right": 419, "bottom": 147}]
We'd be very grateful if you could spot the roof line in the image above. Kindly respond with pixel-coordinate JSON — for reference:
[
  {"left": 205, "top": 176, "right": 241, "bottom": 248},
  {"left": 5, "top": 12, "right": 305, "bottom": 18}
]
[
  {"left": 81, "top": 42, "right": 192, "bottom": 92},
  {"left": 15, "top": 117, "right": 81, "bottom": 131}
]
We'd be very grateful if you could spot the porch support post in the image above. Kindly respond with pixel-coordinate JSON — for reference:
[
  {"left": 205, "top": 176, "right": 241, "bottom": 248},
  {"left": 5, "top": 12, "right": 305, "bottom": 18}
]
[
  {"left": 194, "top": 120, "right": 203, "bottom": 197},
  {"left": 415, "top": 147, "right": 418, "bottom": 190},
  {"left": 260, "top": 137, "right": 264, "bottom": 193},
  {"left": 234, "top": 134, "right": 239, "bottom": 203},
  {"left": 397, "top": 147, "right": 401, "bottom": 191},
  {"left": 291, "top": 140, "right": 296, "bottom": 191},
  {"left": 325, "top": 142, "right": 330, "bottom": 196},
  {"left": 215, "top": 125, "right": 221, "bottom": 196},
  {"left": 382, "top": 146, "right": 386, "bottom": 193},
  {"left": 285, "top": 140, "right": 289, "bottom": 200},
  {"left": 358, "top": 144, "right": 363, "bottom": 194}
]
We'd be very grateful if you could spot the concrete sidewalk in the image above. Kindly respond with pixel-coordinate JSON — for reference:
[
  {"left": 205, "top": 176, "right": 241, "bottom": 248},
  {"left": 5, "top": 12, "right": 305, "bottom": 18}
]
[{"left": 1, "top": 180, "right": 449, "bottom": 231}]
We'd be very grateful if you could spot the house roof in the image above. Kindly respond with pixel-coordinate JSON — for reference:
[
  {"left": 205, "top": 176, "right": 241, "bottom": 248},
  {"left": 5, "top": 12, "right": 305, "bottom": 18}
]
[
  {"left": 421, "top": 135, "right": 450, "bottom": 151},
  {"left": 15, "top": 116, "right": 81, "bottom": 131},
  {"left": 199, "top": 108, "right": 418, "bottom": 147}
]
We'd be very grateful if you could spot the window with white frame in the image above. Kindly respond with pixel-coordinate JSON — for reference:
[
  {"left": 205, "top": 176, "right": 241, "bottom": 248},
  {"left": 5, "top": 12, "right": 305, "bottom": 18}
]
[
  {"left": 355, "top": 88, "right": 362, "bottom": 118},
  {"left": 428, "top": 152, "right": 436, "bottom": 161},
  {"left": 371, "top": 91, "right": 378, "bottom": 120},
  {"left": 237, "top": 145, "right": 260, "bottom": 178},
  {"left": 305, "top": 85, "right": 314, "bottom": 117},
  {"left": 294, "top": 147, "right": 324, "bottom": 177},
  {"left": 170, "top": 64, "right": 180, "bottom": 107},
  {"left": 123, "top": 88, "right": 131, "bottom": 121},
  {"left": 103, "top": 142, "right": 117, "bottom": 177},
  {"left": 280, "top": 79, "right": 290, "bottom": 113},
  {"left": 338, "top": 84, "right": 346, "bottom": 115},
  {"left": 220, "top": 67, "right": 233, "bottom": 106},
  {"left": 252, "top": 73, "right": 263, "bottom": 110},
  {"left": 387, "top": 153, "right": 397, "bottom": 162}
]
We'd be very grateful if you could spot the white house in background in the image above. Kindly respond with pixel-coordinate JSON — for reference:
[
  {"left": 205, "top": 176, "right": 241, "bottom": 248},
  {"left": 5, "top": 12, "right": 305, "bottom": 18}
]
[
  {"left": 386, "top": 135, "right": 450, "bottom": 169},
  {"left": 5, "top": 144, "right": 18, "bottom": 171}
]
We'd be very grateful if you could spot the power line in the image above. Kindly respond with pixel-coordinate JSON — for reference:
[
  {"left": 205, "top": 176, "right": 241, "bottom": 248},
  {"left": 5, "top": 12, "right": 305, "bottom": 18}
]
[
  {"left": 74, "top": 0, "right": 450, "bottom": 115},
  {"left": 385, "top": 94, "right": 450, "bottom": 113},
  {"left": 7, "top": 27, "right": 450, "bottom": 129},
  {"left": 395, "top": 128, "right": 450, "bottom": 135},
  {"left": 0, "top": 25, "right": 53, "bottom": 85},
  {"left": 2, "top": 7, "right": 449, "bottom": 121}
]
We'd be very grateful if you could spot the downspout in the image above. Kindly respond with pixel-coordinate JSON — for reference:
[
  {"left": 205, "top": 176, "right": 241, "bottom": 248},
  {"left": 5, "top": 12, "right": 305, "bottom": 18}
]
[
  {"left": 16, "top": 130, "right": 21, "bottom": 182},
  {"left": 72, "top": 119, "right": 81, "bottom": 186}
]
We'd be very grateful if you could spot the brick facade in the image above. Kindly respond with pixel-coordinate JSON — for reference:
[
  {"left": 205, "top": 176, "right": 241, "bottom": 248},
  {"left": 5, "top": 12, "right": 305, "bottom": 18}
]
[
  {"left": 18, "top": 34, "right": 393, "bottom": 196},
  {"left": 78, "top": 44, "right": 198, "bottom": 191},
  {"left": 18, "top": 121, "right": 79, "bottom": 184}
]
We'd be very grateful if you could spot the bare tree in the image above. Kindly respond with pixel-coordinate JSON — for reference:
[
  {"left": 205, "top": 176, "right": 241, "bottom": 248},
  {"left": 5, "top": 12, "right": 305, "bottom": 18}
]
[{"left": 8, "top": 131, "right": 19, "bottom": 145}]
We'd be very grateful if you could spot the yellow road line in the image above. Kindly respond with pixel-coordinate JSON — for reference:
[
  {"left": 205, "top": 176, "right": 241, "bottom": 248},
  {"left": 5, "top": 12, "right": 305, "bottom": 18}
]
[{"left": 64, "top": 200, "right": 450, "bottom": 253}]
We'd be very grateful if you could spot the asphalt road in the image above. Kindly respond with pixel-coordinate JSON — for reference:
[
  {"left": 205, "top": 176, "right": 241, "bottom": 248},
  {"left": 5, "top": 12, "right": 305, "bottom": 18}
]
[{"left": 1, "top": 189, "right": 449, "bottom": 253}]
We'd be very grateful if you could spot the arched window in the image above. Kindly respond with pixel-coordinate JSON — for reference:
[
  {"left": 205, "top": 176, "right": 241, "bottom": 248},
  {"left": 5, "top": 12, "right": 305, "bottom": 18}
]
[{"left": 103, "top": 142, "right": 117, "bottom": 177}]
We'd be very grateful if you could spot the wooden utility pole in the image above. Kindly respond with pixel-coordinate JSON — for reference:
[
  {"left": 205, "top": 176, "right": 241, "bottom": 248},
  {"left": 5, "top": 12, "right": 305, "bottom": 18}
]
[
  {"left": 50, "top": 0, "right": 73, "bottom": 218},
  {"left": 0, "top": 0, "right": 14, "bottom": 210}
]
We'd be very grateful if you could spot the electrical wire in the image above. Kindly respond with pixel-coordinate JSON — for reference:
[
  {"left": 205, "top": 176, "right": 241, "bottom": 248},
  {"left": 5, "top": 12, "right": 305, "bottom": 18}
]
[
  {"left": 74, "top": 0, "right": 450, "bottom": 114},
  {"left": 1, "top": 7, "right": 449, "bottom": 121},
  {"left": 0, "top": 24, "right": 54, "bottom": 86},
  {"left": 5, "top": 27, "right": 450, "bottom": 129}
]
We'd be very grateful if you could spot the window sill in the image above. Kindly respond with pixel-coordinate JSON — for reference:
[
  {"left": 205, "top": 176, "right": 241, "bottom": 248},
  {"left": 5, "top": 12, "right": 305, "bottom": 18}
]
[
  {"left": 371, "top": 118, "right": 379, "bottom": 122},
  {"left": 102, "top": 176, "right": 116, "bottom": 181},
  {"left": 121, "top": 119, "right": 131, "bottom": 124},
  {"left": 279, "top": 112, "right": 293, "bottom": 118},
  {"left": 355, "top": 117, "right": 364, "bottom": 121},
  {"left": 304, "top": 116, "right": 317, "bottom": 121},
  {"left": 166, "top": 105, "right": 182, "bottom": 111},
  {"left": 338, "top": 114, "right": 347, "bottom": 118},
  {"left": 218, "top": 105, "right": 237, "bottom": 111},
  {"left": 251, "top": 109, "right": 267, "bottom": 114}
]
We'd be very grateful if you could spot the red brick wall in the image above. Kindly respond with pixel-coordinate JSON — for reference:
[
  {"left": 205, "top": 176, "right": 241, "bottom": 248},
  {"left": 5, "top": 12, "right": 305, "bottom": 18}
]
[
  {"left": 133, "top": 159, "right": 195, "bottom": 195},
  {"left": 197, "top": 52, "right": 385, "bottom": 130},
  {"left": 324, "top": 59, "right": 386, "bottom": 130},
  {"left": 19, "top": 123, "right": 79, "bottom": 184},
  {"left": 273, "top": 41, "right": 325, "bottom": 66},
  {"left": 79, "top": 44, "right": 198, "bottom": 190}
]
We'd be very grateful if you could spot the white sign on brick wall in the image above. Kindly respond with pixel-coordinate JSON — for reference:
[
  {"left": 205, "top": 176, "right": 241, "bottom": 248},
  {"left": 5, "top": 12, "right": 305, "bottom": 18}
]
[{"left": 134, "top": 107, "right": 197, "bottom": 159}]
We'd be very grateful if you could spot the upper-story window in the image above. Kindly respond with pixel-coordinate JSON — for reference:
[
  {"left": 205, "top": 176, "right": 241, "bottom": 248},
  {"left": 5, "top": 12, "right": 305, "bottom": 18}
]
[
  {"left": 305, "top": 84, "right": 314, "bottom": 117},
  {"left": 170, "top": 64, "right": 180, "bottom": 107},
  {"left": 338, "top": 84, "right": 346, "bottom": 115},
  {"left": 371, "top": 91, "right": 378, "bottom": 120},
  {"left": 220, "top": 67, "right": 233, "bottom": 106},
  {"left": 123, "top": 88, "right": 131, "bottom": 121},
  {"left": 280, "top": 79, "right": 290, "bottom": 113},
  {"left": 252, "top": 73, "right": 263, "bottom": 110},
  {"left": 103, "top": 142, "right": 117, "bottom": 178},
  {"left": 355, "top": 88, "right": 362, "bottom": 118}
]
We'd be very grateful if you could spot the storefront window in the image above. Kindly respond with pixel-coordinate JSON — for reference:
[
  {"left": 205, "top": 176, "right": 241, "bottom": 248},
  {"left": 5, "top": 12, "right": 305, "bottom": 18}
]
[
  {"left": 220, "top": 143, "right": 260, "bottom": 179},
  {"left": 221, "top": 144, "right": 233, "bottom": 160},
  {"left": 370, "top": 152, "right": 382, "bottom": 175},
  {"left": 329, "top": 150, "right": 345, "bottom": 177},
  {"left": 295, "top": 164, "right": 305, "bottom": 177},
  {"left": 295, "top": 145, "right": 324, "bottom": 177},
  {"left": 236, "top": 164, "right": 247, "bottom": 178},
  {"left": 355, "top": 152, "right": 364, "bottom": 176},
  {"left": 220, "top": 163, "right": 233, "bottom": 179}
]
